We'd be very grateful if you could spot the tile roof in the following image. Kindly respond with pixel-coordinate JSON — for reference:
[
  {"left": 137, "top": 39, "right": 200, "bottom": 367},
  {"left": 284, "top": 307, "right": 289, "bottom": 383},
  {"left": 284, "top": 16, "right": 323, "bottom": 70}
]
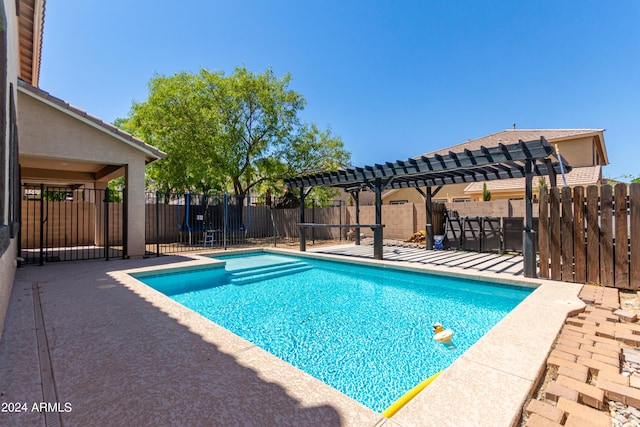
[
  {"left": 463, "top": 165, "right": 602, "bottom": 194},
  {"left": 420, "top": 129, "right": 605, "bottom": 158},
  {"left": 17, "top": 79, "right": 166, "bottom": 161}
]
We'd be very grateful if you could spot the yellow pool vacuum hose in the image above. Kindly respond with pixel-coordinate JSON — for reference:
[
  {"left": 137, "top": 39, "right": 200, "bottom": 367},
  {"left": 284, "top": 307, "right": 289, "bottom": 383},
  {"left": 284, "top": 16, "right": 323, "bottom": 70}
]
[{"left": 382, "top": 370, "right": 443, "bottom": 418}]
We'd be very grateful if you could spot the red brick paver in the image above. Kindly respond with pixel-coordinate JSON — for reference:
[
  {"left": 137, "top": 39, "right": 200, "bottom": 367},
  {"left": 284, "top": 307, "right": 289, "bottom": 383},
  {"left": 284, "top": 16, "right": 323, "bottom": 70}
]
[
  {"left": 545, "top": 382, "right": 579, "bottom": 403},
  {"left": 556, "top": 365, "right": 588, "bottom": 383},
  {"left": 556, "top": 375, "right": 604, "bottom": 409},
  {"left": 521, "top": 285, "right": 640, "bottom": 426},
  {"left": 525, "top": 399, "right": 565, "bottom": 423},
  {"left": 556, "top": 397, "right": 611, "bottom": 425},
  {"left": 525, "top": 413, "right": 563, "bottom": 427}
]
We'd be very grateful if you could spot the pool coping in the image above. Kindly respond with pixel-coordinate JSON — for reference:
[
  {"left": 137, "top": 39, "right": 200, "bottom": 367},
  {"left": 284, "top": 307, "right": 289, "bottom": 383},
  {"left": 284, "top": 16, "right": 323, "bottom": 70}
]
[{"left": 115, "top": 247, "right": 585, "bottom": 426}]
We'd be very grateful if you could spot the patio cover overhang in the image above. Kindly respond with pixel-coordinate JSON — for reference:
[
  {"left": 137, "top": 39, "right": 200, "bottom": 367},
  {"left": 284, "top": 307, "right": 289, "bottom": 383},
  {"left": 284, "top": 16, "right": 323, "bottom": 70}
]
[
  {"left": 17, "top": 80, "right": 166, "bottom": 259},
  {"left": 283, "top": 137, "right": 570, "bottom": 277}
]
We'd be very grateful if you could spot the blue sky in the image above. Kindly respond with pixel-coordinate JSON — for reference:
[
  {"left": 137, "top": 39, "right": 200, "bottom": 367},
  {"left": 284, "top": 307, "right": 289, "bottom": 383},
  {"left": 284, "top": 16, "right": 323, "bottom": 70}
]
[{"left": 40, "top": 1, "right": 639, "bottom": 180}]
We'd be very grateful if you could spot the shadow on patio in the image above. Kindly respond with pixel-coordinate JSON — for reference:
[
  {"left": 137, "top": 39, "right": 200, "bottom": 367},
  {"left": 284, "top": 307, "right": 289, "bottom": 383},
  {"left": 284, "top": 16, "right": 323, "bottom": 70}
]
[
  {"left": 0, "top": 256, "right": 378, "bottom": 426},
  {"left": 310, "top": 244, "right": 525, "bottom": 277}
]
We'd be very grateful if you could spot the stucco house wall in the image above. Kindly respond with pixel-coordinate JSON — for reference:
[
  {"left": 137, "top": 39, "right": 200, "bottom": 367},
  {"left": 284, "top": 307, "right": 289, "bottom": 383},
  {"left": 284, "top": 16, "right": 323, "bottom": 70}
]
[
  {"left": 0, "top": 0, "right": 23, "bottom": 340},
  {"left": 18, "top": 91, "right": 148, "bottom": 167},
  {"left": 554, "top": 136, "right": 606, "bottom": 168},
  {"left": 382, "top": 188, "right": 427, "bottom": 205}
]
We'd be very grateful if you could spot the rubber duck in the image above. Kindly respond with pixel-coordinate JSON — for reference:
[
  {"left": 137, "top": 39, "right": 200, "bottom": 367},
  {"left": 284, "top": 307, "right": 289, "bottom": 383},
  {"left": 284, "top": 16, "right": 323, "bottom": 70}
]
[{"left": 432, "top": 322, "right": 454, "bottom": 344}]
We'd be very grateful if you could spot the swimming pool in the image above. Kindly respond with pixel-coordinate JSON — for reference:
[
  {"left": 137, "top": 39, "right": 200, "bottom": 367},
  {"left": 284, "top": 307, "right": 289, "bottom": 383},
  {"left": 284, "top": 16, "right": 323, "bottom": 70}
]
[{"left": 137, "top": 252, "right": 533, "bottom": 413}]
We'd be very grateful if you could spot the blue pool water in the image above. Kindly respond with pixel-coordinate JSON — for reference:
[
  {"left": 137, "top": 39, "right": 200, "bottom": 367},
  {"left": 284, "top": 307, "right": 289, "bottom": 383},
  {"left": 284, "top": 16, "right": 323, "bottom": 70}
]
[{"left": 137, "top": 253, "right": 533, "bottom": 412}]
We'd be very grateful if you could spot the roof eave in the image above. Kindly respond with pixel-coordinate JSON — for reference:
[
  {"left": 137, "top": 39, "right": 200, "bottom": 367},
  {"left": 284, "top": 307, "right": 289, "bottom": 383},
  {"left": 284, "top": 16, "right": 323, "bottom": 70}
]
[
  {"left": 31, "top": 0, "right": 45, "bottom": 85},
  {"left": 18, "top": 0, "right": 46, "bottom": 86},
  {"left": 595, "top": 131, "right": 609, "bottom": 165},
  {"left": 18, "top": 81, "right": 166, "bottom": 160}
]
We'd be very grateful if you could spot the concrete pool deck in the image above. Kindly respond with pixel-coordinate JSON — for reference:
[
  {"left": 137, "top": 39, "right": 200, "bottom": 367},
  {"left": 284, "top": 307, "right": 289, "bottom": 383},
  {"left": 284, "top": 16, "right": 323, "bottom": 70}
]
[{"left": 0, "top": 246, "right": 584, "bottom": 426}]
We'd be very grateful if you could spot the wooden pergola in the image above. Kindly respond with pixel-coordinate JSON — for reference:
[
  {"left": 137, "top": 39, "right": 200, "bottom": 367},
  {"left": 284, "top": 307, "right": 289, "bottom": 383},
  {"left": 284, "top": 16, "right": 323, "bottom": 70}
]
[{"left": 283, "top": 137, "right": 570, "bottom": 277}]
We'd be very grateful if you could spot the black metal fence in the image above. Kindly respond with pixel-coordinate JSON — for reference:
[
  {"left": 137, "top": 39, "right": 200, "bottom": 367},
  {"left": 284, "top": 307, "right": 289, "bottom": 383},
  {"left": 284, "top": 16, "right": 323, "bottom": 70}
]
[
  {"left": 144, "top": 191, "right": 345, "bottom": 256},
  {"left": 444, "top": 212, "right": 538, "bottom": 254},
  {"left": 20, "top": 184, "right": 125, "bottom": 264},
  {"left": 503, "top": 217, "right": 539, "bottom": 253}
]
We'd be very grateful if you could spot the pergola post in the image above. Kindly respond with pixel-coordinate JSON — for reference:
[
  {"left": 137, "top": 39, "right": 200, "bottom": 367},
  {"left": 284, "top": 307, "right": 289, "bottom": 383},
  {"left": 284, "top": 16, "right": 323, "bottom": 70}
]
[
  {"left": 373, "top": 178, "right": 383, "bottom": 260},
  {"left": 299, "top": 186, "right": 306, "bottom": 252},
  {"left": 524, "top": 160, "right": 536, "bottom": 277},
  {"left": 353, "top": 190, "right": 361, "bottom": 245},
  {"left": 415, "top": 186, "right": 438, "bottom": 250},
  {"left": 425, "top": 186, "right": 433, "bottom": 250}
]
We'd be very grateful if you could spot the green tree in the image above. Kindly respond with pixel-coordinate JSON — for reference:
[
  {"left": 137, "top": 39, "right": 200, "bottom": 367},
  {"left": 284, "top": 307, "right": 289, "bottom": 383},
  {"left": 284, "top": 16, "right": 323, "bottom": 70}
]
[
  {"left": 117, "top": 67, "right": 350, "bottom": 199},
  {"left": 536, "top": 176, "right": 548, "bottom": 196},
  {"left": 41, "top": 190, "right": 68, "bottom": 201},
  {"left": 482, "top": 182, "right": 491, "bottom": 201},
  {"left": 538, "top": 176, "right": 547, "bottom": 188},
  {"left": 107, "top": 177, "right": 124, "bottom": 203}
]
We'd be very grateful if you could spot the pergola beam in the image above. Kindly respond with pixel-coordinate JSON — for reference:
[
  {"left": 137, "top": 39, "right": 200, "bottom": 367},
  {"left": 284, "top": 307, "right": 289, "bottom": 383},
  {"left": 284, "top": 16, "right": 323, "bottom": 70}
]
[
  {"left": 285, "top": 139, "right": 566, "bottom": 190},
  {"left": 285, "top": 137, "right": 569, "bottom": 266},
  {"left": 292, "top": 160, "right": 565, "bottom": 190}
]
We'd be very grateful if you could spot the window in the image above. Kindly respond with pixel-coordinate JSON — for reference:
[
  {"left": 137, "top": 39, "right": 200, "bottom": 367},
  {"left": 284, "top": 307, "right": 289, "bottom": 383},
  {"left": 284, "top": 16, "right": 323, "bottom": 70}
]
[
  {"left": 389, "top": 200, "right": 408, "bottom": 205},
  {"left": 453, "top": 198, "right": 471, "bottom": 203}
]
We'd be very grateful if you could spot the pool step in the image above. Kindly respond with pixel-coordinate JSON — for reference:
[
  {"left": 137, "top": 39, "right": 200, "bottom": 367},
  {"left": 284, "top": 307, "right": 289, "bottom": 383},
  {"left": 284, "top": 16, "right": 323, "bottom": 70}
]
[
  {"left": 229, "top": 261, "right": 308, "bottom": 276},
  {"left": 229, "top": 261, "right": 312, "bottom": 285}
]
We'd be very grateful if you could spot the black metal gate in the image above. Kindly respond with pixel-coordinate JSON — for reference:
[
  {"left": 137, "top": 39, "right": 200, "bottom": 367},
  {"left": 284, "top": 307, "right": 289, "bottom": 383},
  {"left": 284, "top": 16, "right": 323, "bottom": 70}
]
[
  {"left": 144, "top": 191, "right": 345, "bottom": 256},
  {"left": 19, "top": 184, "right": 126, "bottom": 264}
]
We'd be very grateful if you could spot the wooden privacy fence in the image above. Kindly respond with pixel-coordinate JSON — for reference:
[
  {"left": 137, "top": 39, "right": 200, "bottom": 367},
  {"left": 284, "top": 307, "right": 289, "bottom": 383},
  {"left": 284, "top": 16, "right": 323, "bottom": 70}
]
[{"left": 538, "top": 183, "right": 640, "bottom": 289}]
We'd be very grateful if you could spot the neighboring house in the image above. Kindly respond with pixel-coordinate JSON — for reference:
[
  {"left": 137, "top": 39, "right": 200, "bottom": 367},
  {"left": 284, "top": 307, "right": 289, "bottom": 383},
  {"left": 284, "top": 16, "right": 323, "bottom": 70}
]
[
  {"left": 0, "top": 0, "right": 165, "bottom": 338},
  {"left": 383, "top": 129, "right": 607, "bottom": 204},
  {"left": 332, "top": 188, "right": 376, "bottom": 206}
]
